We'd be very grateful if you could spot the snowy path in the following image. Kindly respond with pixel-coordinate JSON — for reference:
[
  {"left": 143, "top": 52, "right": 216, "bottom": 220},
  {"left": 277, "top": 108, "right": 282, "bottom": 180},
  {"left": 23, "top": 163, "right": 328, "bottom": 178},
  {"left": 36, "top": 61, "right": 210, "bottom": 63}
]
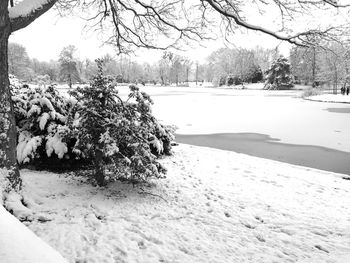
[{"left": 22, "top": 144, "right": 350, "bottom": 263}]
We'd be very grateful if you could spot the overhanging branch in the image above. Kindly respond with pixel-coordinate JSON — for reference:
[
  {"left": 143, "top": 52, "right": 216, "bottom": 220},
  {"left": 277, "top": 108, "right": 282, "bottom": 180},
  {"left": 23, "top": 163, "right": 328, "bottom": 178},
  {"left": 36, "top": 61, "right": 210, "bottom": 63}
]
[{"left": 9, "top": 0, "right": 58, "bottom": 33}]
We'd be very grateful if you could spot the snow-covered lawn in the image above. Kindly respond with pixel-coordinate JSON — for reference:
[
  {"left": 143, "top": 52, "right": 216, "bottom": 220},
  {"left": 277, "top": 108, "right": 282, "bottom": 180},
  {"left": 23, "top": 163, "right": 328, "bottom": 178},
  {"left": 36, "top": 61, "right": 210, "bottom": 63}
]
[
  {"left": 0, "top": 206, "right": 68, "bottom": 263},
  {"left": 14, "top": 144, "right": 350, "bottom": 263},
  {"left": 306, "top": 94, "right": 350, "bottom": 104}
]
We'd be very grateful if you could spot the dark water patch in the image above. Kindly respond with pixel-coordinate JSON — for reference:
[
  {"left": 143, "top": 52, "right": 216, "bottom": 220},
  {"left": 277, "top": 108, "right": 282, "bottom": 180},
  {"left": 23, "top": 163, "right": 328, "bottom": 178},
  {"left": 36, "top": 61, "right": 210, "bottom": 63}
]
[
  {"left": 176, "top": 133, "right": 350, "bottom": 175},
  {"left": 325, "top": 107, "right": 350, "bottom": 114}
]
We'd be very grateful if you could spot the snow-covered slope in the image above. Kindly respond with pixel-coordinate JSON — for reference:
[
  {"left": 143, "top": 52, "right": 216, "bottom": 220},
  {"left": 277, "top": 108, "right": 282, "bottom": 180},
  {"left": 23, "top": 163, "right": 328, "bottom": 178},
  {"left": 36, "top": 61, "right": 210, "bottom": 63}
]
[
  {"left": 15, "top": 144, "right": 350, "bottom": 263},
  {"left": 0, "top": 205, "right": 68, "bottom": 263}
]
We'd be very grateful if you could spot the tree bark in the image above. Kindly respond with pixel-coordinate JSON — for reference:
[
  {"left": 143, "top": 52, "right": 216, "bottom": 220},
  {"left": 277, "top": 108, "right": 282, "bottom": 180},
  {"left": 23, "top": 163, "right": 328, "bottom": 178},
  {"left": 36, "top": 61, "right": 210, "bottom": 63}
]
[
  {"left": 0, "top": 0, "right": 21, "bottom": 192},
  {"left": 94, "top": 149, "right": 106, "bottom": 186}
]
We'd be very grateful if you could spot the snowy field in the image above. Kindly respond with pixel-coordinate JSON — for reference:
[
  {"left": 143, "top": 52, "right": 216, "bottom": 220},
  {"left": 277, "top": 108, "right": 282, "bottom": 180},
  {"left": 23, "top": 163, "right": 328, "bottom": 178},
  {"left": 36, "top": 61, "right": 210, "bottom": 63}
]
[{"left": 8, "top": 144, "right": 350, "bottom": 263}]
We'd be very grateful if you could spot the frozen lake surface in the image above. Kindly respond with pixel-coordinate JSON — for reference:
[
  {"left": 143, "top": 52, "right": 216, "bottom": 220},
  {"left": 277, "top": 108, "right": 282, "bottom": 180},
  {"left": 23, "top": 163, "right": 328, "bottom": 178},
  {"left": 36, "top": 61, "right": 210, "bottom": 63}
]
[{"left": 117, "top": 85, "right": 350, "bottom": 174}]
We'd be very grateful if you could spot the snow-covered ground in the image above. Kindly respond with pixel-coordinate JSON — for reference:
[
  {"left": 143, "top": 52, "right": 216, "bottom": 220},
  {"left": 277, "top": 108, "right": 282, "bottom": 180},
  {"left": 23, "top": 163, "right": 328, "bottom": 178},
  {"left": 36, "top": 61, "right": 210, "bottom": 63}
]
[
  {"left": 306, "top": 94, "right": 350, "bottom": 104},
  {"left": 0, "top": 206, "right": 68, "bottom": 263},
  {"left": 2, "top": 84, "right": 349, "bottom": 263},
  {"left": 13, "top": 144, "right": 350, "bottom": 263}
]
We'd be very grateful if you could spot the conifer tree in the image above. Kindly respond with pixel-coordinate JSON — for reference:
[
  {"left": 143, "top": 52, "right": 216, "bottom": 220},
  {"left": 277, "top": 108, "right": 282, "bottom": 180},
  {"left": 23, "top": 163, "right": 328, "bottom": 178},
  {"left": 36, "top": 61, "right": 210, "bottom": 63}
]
[{"left": 264, "top": 56, "right": 294, "bottom": 90}]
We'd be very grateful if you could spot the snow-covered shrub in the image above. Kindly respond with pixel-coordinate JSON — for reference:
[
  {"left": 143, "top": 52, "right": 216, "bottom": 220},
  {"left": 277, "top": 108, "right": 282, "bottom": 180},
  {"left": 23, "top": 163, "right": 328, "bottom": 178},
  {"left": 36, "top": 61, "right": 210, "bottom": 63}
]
[
  {"left": 264, "top": 56, "right": 294, "bottom": 90},
  {"left": 11, "top": 78, "right": 76, "bottom": 167},
  {"left": 68, "top": 60, "right": 174, "bottom": 186}
]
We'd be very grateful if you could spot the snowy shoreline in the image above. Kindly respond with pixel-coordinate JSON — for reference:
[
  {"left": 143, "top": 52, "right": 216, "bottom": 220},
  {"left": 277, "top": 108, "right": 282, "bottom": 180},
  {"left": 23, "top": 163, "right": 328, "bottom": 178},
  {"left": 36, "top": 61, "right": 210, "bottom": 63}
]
[
  {"left": 4, "top": 143, "right": 348, "bottom": 263},
  {"left": 176, "top": 133, "right": 350, "bottom": 175},
  {"left": 305, "top": 94, "right": 350, "bottom": 104}
]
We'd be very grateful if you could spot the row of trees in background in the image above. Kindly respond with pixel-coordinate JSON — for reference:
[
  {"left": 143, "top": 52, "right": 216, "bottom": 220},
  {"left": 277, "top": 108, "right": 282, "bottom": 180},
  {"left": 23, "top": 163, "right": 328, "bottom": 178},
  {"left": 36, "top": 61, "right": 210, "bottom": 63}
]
[
  {"left": 9, "top": 42, "right": 277, "bottom": 87},
  {"left": 12, "top": 39, "right": 350, "bottom": 92}
]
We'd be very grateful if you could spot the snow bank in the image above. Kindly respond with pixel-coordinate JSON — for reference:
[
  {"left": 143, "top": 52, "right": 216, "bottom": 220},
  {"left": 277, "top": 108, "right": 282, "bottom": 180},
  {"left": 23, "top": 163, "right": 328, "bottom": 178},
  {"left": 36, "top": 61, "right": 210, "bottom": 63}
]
[
  {"left": 0, "top": 205, "right": 68, "bottom": 263},
  {"left": 306, "top": 94, "right": 350, "bottom": 103},
  {"left": 19, "top": 144, "right": 350, "bottom": 263}
]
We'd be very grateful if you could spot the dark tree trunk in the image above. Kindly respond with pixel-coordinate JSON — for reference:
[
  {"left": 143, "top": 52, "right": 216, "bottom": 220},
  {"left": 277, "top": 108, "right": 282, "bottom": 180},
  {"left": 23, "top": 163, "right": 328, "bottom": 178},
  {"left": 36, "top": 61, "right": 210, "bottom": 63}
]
[
  {"left": 0, "top": 1, "right": 21, "bottom": 192},
  {"left": 94, "top": 149, "right": 106, "bottom": 186}
]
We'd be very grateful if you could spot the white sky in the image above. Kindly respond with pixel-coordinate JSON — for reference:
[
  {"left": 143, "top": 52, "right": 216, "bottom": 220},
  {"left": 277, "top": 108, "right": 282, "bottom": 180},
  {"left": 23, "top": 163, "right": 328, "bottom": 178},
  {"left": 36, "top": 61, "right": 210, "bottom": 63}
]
[{"left": 9, "top": 7, "right": 291, "bottom": 64}]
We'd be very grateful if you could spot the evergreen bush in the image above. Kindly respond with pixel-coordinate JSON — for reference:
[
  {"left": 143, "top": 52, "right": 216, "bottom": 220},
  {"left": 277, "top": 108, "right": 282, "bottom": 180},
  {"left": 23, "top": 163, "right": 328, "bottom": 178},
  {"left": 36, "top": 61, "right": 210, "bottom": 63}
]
[
  {"left": 67, "top": 60, "right": 174, "bottom": 185},
  {"left": 10, "top": 64, "right": 174, "bottom": 185},
  {"left": 11, "top": 79, "right": 77, "bottom": 169}
]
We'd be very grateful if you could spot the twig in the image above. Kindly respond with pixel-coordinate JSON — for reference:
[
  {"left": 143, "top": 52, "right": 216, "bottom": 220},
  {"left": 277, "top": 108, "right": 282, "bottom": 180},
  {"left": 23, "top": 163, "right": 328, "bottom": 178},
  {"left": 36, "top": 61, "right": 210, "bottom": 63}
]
[{"left": 138, "top": 187, "right": 167, "bottom": 202}]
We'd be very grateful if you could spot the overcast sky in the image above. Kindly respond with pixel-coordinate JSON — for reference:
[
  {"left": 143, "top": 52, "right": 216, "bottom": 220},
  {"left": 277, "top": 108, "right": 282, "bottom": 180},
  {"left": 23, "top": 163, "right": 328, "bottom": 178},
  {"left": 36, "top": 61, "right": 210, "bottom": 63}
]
[{"left": 9, "top": 7, "right": 292, "bottom": 64}]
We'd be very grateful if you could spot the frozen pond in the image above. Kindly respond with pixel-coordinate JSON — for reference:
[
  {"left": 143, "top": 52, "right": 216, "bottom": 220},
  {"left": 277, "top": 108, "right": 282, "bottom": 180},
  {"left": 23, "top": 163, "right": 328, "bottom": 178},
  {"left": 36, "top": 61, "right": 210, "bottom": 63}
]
[{"left": 128, "top": 85, "right": 350, "bottom": 174}]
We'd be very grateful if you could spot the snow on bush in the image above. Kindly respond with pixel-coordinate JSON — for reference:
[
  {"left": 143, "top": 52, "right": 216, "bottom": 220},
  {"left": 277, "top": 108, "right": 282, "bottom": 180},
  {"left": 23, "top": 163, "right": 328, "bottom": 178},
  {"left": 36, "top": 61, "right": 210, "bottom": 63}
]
[
  {"left": 10, "top": 67, "right": 174, "bottom": 184},
  {"left": 16, "top": 131, "right": 42, "bottom": 164},
  {"left": 45, "top": 125, "right": 70, "bottom": 159},
  {"left": 67, "top": 59, "right": 174, "bottom": 185},
  {"left": 11, "top": 78, "right": 73, "bottom": 165}
]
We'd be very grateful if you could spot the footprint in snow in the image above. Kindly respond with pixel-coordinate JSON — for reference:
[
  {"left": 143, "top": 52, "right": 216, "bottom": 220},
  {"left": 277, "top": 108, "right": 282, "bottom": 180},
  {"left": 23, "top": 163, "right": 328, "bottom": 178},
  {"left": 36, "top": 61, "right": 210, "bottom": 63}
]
[
  {"left": 242, "top": 222, "right": 256, "bottom": 229},
  {"left": 224, "top": 212, "right": 231, "bottom": 217},
  {"left": 138, "top": 241, "right": 146, "bottom": 250},
  {"left": 254, "top": 216, "right": 264, "bottom": 223},
  {"left": 256, "top": 234, "right": 266, "bottom": 242},
  {"left": 315, "top": 245, "right": 329, "bottom": 253}
]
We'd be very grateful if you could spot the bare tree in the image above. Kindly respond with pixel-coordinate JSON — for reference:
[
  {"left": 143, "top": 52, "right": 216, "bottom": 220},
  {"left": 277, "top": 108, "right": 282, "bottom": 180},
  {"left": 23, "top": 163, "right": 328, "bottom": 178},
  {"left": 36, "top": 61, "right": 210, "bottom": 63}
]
[
  {"left": 1, "top": 0, "right": 350, "bottom": 208},
  {"left": 8, "top": 42, "right": 32, "bottom": 80},
  {"left": 317, "top": 42, "right": 348, "bottom": 93}
]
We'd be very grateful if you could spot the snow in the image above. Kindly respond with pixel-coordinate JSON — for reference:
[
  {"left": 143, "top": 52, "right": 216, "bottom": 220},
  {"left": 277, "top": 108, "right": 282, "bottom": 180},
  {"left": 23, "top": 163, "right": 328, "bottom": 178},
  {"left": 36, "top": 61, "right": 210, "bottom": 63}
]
[
  {"left": 16, "top": 131, "right": 42, "bottom": 164},
  {"left": 306, "top": 94, "right": 350, "bottom": 104},
  {"left": 27, "top": 104, "right": 41, "bottom": 117},
  {"left": 9, "top": 0, "right": 51, "bottom": 19},
  {"left": 39, "top": 112, "right": 50, "bottom": 130},
  {"left": 5, "top": 191, "right": 33, "bottom": 220},
  {"left": 14, "top": 144, "right": 350, "bottom": 263},
  {"left": 149, "top": 137, "right": 163, "bottom": 154},
  {"left": 46, "top": 134, "right": 68, "bottom": 159},
  {"left": 4, "top": 84, "right": 350, "bottom": 262},
  {"left": 0, "top": 205, "right": 68, "bottom": 263},
  {"left": 40, "top": 97, "right": 55, "bottom": 111}
]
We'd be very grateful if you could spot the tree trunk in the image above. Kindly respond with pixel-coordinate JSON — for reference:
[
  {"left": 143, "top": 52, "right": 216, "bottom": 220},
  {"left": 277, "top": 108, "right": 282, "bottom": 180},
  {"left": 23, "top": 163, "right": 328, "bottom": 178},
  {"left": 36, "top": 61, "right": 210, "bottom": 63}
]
[
  {"left": 312, "top": 46, "right": 316, "bottom": 85},
  {"left": 0, "top": 1, "right": 22, "bottom": 193},
  {"left": 195, "top": 62, "right": 198, "bottom": 85},
  {"left": 94, "top": 149, "right": 106, "bottom": 186}
]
